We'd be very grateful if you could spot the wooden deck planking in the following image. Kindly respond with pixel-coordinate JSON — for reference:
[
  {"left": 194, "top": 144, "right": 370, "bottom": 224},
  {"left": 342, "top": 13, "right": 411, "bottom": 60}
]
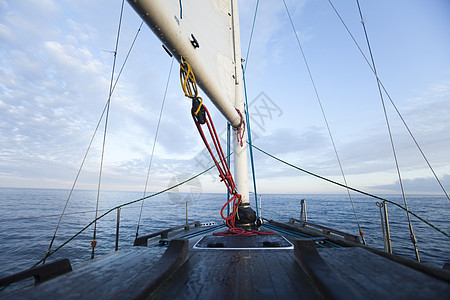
[
  {"left": 5, "top": 246, "right": 166, "bottom": 299},
  {"left": 4, "top": 229, "right": 449, "bottom": 299},
  {"left": 318, "top": 247, "right": 450, "bottom": 299},
  {"left": 150, "top": 249, "right": 324, "bottom": 299}
]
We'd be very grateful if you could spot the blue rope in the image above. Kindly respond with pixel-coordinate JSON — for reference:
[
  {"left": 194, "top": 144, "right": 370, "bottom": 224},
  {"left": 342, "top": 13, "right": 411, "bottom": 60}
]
[
  {"left": 242, "top": 0, "right": 261, "bottom": 217},
  {"left": 243, "top": 74, "right": 259, "bottom": 218}
]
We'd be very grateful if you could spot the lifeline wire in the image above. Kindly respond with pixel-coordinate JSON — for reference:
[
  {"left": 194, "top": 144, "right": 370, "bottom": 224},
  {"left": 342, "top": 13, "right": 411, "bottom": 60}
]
[
  {"left": 136, "top": 57, "right": 174, "bottom": 238},
  {"left": 250, "top": 143, "right": 449, "bottom": 238},
  {"left": 32, "top": 162, "right": 218, "bottom": 268},
  {"left": 355, "top": 0, "right": 419, "bottom": 261},
  {"left": 282, "top": 0, "right": 366, "bottom": 244},
  {"left": 327, "top": 0, "right": 449, "bottom": 202}
]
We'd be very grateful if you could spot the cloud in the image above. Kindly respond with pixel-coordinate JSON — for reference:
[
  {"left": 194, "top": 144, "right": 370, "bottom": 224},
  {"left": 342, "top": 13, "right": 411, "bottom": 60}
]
[
  {"left": 372, "top": 175, "right": 450, "bottom": 194},
  {"left": 0, "top": 22, "right": 13, "bottom": 43},
  {"left": 1, "top": 0, "right": 449, "bottom": 195}
]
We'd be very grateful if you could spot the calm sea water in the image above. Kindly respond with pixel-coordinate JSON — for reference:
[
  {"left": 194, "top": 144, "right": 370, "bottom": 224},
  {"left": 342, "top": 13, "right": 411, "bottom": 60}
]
[{"left": 0, "top": 188, "right": 449, "bottom": 277}]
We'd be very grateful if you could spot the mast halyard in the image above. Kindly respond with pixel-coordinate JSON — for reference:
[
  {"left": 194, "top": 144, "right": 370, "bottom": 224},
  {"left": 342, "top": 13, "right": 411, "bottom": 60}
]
[{"left": 126, "top": 0, "right": 257, "bottom": 228}]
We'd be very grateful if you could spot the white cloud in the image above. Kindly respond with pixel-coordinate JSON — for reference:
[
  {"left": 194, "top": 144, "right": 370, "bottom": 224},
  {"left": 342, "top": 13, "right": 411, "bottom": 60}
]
[
  {"left": 1, "top": 0, "right": 449, "bottom": 195},
  {"left": 44, "top": 41, "right": 105, "bottom": 75},
  {"left": 0, "top": 22, "right": 13, "bottom": 43},
  {"left": 373, "top": 175, "right": 450, "bottom": 194},
  {"left": 0, "top": 0, "right": 7, "bottom": 9}
]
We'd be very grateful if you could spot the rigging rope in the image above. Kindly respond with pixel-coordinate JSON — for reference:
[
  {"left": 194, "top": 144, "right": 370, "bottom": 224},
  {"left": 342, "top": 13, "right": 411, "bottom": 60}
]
[
  {"left": 136, "top": 57, "right": 174, "bottom": 238},
  {"left": 282, "top": 0, "right": 366, "bottom": 244},
  {"left": 180, "top": 59, "right": 241, "bottom": 232},
  {"left": 355, "top": 0, "right": 419, "bottom": 261},
  {"left": 179, "top": 59, "right": 269, "bottom": 236},
  {"left": 327, "top": 0, "right": 449, "bottom": 202}
]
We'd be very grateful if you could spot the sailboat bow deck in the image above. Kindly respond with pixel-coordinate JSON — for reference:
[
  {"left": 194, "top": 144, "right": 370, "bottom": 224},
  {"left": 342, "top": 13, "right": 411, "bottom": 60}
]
[{"left": 4, "top": 221, "right": 449, "bottom": 299}]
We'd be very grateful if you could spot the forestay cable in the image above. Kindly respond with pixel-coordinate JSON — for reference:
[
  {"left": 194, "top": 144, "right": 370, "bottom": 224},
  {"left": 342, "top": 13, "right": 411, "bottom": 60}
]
[
  {"left": 282, "top": 0, "right": 366, "bottom": 244},
  {"left": 355, "top": 0, "right": 419, "bottom": 261}
]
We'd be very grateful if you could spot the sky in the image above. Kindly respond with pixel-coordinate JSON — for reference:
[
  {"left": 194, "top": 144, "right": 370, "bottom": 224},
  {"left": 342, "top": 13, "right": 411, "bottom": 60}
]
[{"left": 0, "top": 0, "right": 449, "bottom": 196}]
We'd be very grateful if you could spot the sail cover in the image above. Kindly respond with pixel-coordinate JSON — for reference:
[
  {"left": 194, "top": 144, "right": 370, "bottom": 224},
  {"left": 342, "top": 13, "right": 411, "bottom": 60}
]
[{"left": 127, "top": 0, "right": 241, "bottom": 126}]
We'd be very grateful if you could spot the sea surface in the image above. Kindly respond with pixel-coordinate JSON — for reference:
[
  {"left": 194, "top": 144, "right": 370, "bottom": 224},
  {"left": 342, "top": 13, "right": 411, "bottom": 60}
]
[{"left": 0, "top": 188, "right": 449, "bottom": 278}]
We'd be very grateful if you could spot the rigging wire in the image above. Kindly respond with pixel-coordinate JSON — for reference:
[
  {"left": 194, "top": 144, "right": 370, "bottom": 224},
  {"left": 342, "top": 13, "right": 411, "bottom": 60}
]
[
  {"left": 136, "top": 57, "right": 174, "bottom": 238},
  {"left": 112, "top": 21, "right": 144, "bottom": 93},
  {"left": 242, "top": 0, "right": 261, "bottom": 218},
  {"left": 43, "top": 0, "right": 143, "bottom": 265},
  {"left": 44, "top": 21, "right": 144, "bottom": 263},
  {"left": 355, "top": 0, "right": 419, "bottom": 261},
  {"left": 42, "top": 104, "right": 106, "bottom": 264},
  {"left": 92, "top": 0, "right": 125, "bottom": 260},
  {"left": 326, "top": 0, "right": 449, "bottom": 202},
  {"left": 282, "top": 0, "right": 366, "bottom": 244}
]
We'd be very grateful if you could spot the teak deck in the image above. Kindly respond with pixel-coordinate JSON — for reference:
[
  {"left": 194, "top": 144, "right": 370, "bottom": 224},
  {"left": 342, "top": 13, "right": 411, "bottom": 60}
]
[{"left": 3, "top": 224, "right": 450, "bottom": 299}]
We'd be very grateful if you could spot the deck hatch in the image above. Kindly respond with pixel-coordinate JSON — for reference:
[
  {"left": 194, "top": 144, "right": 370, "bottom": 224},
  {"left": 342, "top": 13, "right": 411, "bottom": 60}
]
[{"left": 193, "top": 234, "right": 294, "bottom": 250}]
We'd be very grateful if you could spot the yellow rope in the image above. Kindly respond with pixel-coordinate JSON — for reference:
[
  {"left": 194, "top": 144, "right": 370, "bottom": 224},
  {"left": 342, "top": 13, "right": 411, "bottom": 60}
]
[{"left": 179, "top": 58, "right": 203, "bottom": 115}]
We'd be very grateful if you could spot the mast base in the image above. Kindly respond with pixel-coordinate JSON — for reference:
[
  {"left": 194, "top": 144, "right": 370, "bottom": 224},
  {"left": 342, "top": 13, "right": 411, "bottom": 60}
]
[{"left": 234, "top": 204, "right": 258, "bottom": 230}]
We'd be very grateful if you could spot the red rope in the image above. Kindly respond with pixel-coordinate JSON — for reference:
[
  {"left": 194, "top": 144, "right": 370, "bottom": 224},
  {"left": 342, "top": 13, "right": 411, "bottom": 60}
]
[
  {"left": 192, "top": 105, "right": 235, "bottom": 194},
  {"left": 235, "top": 108, "right": 245, "bottom": 147},
  {"left": 191, "top": 104, "right": 273, "bottom": 237}
]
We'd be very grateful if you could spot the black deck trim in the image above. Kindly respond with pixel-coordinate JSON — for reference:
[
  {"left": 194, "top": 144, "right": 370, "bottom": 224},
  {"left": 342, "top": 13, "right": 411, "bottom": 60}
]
[
  {"left": 134, "top": 221, "right": 200, "bottom": 246},
  {"left": 118, "top": 239, "right": 189, "bottom": 299},
  {"left": 289, "top": 218, "right": 360, "bottom": 243},
  {"left": 293, "top": 240, "right": 362, "bottom": 299},
  {"left": 0, "top": 258, "right": 72, "bottom": 287},
  {"left": 268, "top": 219, "right": 450, "bottom": 282}
]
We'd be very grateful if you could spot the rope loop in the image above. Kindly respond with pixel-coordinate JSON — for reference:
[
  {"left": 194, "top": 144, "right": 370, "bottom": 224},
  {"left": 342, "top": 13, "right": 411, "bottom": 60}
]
[{"left": 180, "top": 57, "right": 198, "bottom": 99}]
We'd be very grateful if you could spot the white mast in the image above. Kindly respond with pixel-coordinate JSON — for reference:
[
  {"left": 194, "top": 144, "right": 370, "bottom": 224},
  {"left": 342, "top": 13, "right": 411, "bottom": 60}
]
[{"left": 230, "top": 0, "right": 249, "bottom": 205}]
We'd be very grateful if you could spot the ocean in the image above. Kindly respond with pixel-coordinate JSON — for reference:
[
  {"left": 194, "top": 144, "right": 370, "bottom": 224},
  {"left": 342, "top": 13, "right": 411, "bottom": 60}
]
[{"left": 0, "top": 188, "right": 449, "bottom": 278}]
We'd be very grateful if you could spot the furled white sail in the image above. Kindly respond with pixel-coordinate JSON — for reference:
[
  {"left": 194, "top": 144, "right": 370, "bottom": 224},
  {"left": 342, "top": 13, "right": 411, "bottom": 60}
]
[{"left": 127, "top": 0, "right": 242, "bottom": 127}]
